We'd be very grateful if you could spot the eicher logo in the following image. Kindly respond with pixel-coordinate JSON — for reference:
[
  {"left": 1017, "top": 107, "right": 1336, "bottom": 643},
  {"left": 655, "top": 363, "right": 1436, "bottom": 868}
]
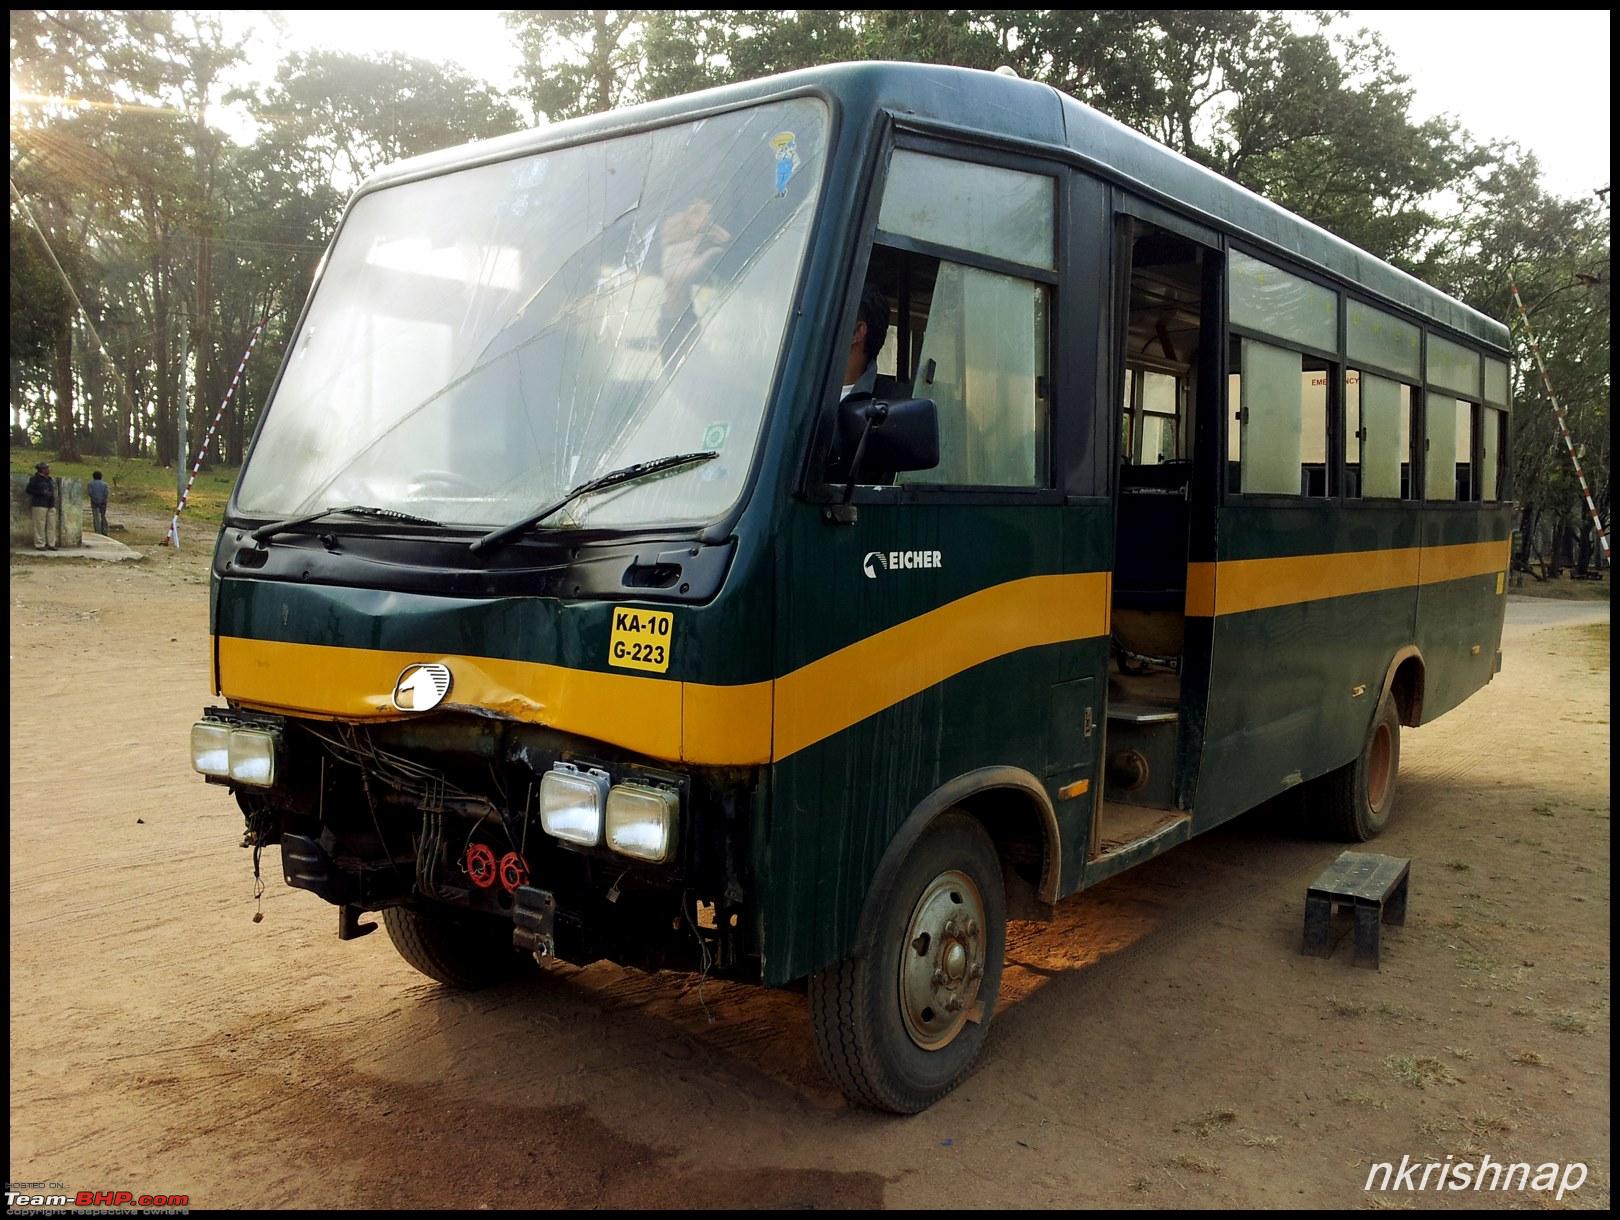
[
  {"left": 863, "top": 549, "right": 943, "bottom": 579},
  {"left": 393, "top": 663, "right": 453, "bottom": 711}
]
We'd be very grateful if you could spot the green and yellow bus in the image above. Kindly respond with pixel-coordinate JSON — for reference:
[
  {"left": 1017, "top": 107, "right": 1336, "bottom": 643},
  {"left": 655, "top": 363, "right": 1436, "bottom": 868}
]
[{"left": 191, "top": 62, "right": 1513, "bottom": 1112}]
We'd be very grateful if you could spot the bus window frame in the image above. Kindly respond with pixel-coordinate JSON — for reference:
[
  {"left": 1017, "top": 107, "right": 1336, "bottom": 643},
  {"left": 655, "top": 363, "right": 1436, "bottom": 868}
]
[
  {"left": 1121, "top": 360, "right": 1186, "bottom": 465},
  {"left": 1341, "top": 290, "right": 1428, "bottom": 505},
  {"left": 799, "top": 129, "right": 1073, "bottom": 507},
  {"left": 1218, "top": 246, "right": 1516, "bottom": 513},
  {"left": 1222, "top": 239, "right": 1346, "bottom": 507}
]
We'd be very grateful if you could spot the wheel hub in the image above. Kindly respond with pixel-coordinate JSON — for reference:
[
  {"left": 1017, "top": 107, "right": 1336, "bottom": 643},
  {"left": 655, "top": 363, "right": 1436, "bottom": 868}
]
[{"left": 898, "top": 869, "right": 986, "bottom": 1051}]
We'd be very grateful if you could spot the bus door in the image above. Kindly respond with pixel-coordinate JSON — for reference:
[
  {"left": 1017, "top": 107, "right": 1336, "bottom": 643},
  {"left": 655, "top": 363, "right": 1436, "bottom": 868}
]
[{"left": 1094, "top": 204, "right": 1224, "bottom": 864}]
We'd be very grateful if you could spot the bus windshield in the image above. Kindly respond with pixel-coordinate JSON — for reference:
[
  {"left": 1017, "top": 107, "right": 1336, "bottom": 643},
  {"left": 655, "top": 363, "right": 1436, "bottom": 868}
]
[{"left": 234, "top": 97, "right": 829, "bottom": 531}]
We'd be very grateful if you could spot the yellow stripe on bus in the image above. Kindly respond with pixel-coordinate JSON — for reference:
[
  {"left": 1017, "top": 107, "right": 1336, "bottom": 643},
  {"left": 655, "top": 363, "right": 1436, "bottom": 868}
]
[
  {"left": 772, "top": 572, "right": 1110, "bottom": 759},
  {"left": 220, "top": 542, "right": 1505, "bottom": 765},
  {"left": 218, "top": 571, "right": 1110, "bottom": 766},
  {"left": 1184, "top": 539, "right": 1508, "bottom": 617}
]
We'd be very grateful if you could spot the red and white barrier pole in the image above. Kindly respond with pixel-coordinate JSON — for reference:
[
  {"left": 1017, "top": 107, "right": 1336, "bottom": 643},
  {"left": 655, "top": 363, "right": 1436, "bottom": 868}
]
[
  {"left": 167, "top": 321, "right": 264, "bottom": 550},
  {"left": 1509, "top": 280, "right": 1610, "bottom": 567}
]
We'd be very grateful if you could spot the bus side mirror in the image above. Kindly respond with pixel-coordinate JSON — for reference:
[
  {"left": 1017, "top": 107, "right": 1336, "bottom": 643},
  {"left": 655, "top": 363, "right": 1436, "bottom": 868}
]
[{"left": 837, "top": 396, "right": 939, "bottom": 481}]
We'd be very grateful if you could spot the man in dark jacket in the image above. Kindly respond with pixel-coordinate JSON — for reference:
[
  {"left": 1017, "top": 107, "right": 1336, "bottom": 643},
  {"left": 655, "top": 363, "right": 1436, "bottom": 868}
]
[{"left": 26, "top": 461, "right": 56, "bottom": 550}]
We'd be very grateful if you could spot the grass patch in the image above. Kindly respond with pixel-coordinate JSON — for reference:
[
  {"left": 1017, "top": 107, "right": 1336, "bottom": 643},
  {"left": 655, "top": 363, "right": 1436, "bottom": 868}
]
[
  {"left": 1326, "top": 996, "right": 1368, "bottom": 1018},
  {"left": 1172, "top": 1154, "right": 1221, "bottom": 1176},
  {"left": 1446, "top": 861, "right": 1472, "bottom": 872},
  {"left": 1237, "top": 1129, "right": 1280, "bottom": 1151},
  {"left": 1446, "top": 1046, "right": 1475, "bottom": 1061},
  {"left": 1546, "top": 1010, "right": 1591, "bottom": 1034},
  {"left": 1384, "top": 1054, "right": 1461, "bottom": 1089},
  {"left": 1375, "top": 1001, "right": 1425, "bottom": 1024},
  {"left": 1181, "top": 1109, "right": 1237, "bottom": 1139},
  {"left": 10, "top": 445, "right": 240, "bottom": 526},
  {"left": 1509, "top": 1049, "right": 1547, "bottom": 1067},
  {"left": 1338, "top": 1090, "right": 1390, "bottom": 1110},
  {"left": 1462, "top": 1112, "right": 1515, "bottom": 1136}
]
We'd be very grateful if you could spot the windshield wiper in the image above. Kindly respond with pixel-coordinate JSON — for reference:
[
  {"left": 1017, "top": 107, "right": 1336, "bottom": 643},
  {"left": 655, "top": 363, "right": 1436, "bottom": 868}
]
[
  {"left": 470, "top": 451, "right": 718, "bottom": 554},
  {"left": 249, "top": 504, "right": 446, "bottom": 544}
]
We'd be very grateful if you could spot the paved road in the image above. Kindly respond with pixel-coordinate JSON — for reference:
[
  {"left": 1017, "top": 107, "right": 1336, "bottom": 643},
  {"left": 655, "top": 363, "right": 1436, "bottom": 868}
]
[{"left": 1504, "top": 594, "right": 1610, "bottom": 634}]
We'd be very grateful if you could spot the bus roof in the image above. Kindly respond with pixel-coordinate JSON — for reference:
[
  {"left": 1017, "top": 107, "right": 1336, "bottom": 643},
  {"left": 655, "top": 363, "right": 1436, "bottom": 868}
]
[{"left": 361, "top": 61, "right": 1508, "bottom": 352}]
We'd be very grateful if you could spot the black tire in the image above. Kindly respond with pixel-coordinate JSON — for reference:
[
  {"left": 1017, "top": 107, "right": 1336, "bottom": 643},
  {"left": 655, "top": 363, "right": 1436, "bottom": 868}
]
[
  {"left": 1315, "top": 692, "right": 1402, "bottom": 841},
  {"left": 382, "top": 904, "right": 528, "bottom": 989},
  {"left": 808, "top": 811, "right": 1007, "bottom": 1114}
]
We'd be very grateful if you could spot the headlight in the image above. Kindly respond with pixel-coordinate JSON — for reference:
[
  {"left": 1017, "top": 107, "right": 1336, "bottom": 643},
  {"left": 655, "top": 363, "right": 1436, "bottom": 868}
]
[
  {"left": 190, "top": 722, "right": 231, "bottom": 777},
  {"left": 540, "top": 762, "right": 610, "bottom": 846},
  {"left": 605, "top": 783, "right": 679, "bottom": 863},
  {"left": 227, "top": 728, "right": 279, "bottom": 787}
]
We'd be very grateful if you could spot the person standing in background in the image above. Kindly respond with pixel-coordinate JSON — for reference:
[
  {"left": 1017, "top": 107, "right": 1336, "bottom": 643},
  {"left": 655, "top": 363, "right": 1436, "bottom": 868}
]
[
  {"left": 88, "top": 470, "right": 110, "bottom": 536},
  {"left": 26, "top": 461, "right": 56, "bottom": 550}
]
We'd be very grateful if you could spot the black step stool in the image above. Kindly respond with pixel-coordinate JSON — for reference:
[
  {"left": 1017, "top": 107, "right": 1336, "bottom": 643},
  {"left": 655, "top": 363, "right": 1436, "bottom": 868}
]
[{"left": 1302, "top": 851, "right": 1409, "bottom": 969}]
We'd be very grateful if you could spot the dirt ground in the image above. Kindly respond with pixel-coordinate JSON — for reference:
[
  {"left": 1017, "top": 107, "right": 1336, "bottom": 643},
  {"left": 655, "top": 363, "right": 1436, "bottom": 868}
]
[{"left": 8, "top": 530, "right": 1611, "bottom": 1209}]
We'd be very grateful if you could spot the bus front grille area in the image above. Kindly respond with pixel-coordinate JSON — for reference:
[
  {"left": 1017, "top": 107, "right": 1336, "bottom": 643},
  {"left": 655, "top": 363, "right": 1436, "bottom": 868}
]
[{"left": 213, "top": 709, "right": 758, "bottom": 979}]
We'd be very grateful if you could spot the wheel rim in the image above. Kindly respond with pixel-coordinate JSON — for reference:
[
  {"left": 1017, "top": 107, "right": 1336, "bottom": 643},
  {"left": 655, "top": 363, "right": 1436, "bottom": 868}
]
[
  {"left": 1367, "top": 721, "right": 1394, "bottom": 812},
  {"left": 898, "top": 869, "right": 987, "bottom": 1051}
]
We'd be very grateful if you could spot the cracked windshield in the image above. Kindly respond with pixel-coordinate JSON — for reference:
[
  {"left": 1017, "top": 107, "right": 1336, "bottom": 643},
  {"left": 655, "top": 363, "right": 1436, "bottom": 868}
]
[{"left": 234, "top": 97, "right": 829, "bottom": 530}]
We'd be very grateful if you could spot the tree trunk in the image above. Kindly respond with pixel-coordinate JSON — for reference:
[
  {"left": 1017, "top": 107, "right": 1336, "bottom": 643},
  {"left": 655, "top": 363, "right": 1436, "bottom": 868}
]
[
  {"left": 154, "top": 253, "right": 175, "bottom": 467},
  {"left": 53, "top": 314, "right": 81, "bottom": 461},
  {"left": 118, "top": 349, "right": 137, "bottom": 459}
]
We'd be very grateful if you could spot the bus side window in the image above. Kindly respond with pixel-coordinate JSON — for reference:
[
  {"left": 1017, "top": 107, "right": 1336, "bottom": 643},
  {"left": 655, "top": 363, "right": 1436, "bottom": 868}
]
[
  {"left": 1226, "top": 253, "right": 1338, "bottom": 497},
  {"left": 1347, "top": 371, "right": 1418, "bottom": 500},
  {"left": 868, "top": 148, "right": 1058, "bottom": 490},
  {"left": 1345, "top": 299, "right": 1423, "bottom": 501},
  {"left": 1423, "top": 333, "right": 1482, "bottom": 502},
  {"left": 1482, "top": 356, "right": 1509, "bottom": 501},
  {"left": 1455, "top": 400, "right": 1477, "bottom": 501},
  {"left": 1482, "top": 404, "right": 1507, "bottom": 500}
]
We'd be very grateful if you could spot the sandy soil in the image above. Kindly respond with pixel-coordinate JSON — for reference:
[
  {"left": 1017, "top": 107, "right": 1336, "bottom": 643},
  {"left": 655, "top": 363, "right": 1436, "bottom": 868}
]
[{"left": 8, "top": 538, "right": 1611, "bottom": 1209}]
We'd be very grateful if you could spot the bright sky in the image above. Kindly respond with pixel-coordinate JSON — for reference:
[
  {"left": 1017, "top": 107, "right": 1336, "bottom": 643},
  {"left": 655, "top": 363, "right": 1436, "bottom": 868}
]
[{"left": 217, "top": 9, "right": 1609, "bottom": 199}]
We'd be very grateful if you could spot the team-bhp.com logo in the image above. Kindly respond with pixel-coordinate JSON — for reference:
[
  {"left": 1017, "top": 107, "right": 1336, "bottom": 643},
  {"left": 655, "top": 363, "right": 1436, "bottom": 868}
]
[
  {"left": 6, "top": 1188, "right": 190, "bottom": 1210},
  {"left": 863, "top": 549, "right": 943, "bottom": 579},
  {"left": 392, "top": 662, "right": 452, "bottom": 711}
]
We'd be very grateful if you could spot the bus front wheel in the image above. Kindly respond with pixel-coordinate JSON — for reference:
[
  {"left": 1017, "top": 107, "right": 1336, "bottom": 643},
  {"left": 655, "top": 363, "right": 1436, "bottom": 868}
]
[
  {"left": 1316, "top": 692, "right": 1402, "bottom": 841},
  {"left": 808, "top": 811, "right": 1007, "bottom": 1113},
  {"left": 382, "top": 904, "right": 530, "bottom": 989}
]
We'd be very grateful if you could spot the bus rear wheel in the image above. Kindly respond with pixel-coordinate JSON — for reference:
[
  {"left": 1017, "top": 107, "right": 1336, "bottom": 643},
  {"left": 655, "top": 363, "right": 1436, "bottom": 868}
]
[
  {"left": 807, "top": 812, "right": 1007, "bottom": 1113},
  {"left": 382, "top": 904, "right": 529, "bottom": 989},
  {"left": 1316, "top": 692, "right": 1402, "bottom": 841}
]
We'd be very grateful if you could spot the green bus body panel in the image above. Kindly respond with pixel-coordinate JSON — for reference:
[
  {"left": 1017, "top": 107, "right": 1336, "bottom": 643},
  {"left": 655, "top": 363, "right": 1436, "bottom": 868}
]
[
  {"left": 213, "top": 558, "right": 777, "bottom": 688},
  {"left": 762, "top": 501, "right": 1112, "bottom": 984},
  {"left": 1195, "top": 503, "right": 1511, "bottom": 830},
  {"left": 1416, "top": 506, "right": 1515, "bottom": 721}
]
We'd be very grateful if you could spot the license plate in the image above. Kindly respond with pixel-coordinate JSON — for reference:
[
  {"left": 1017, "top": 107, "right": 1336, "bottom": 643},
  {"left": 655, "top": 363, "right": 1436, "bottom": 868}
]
[{"left": 609, "top": 607, "right": 674, "bottom": 673}]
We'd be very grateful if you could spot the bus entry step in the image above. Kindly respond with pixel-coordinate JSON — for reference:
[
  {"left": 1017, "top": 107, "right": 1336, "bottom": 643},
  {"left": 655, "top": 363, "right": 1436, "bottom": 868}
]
[{"left": 1301, "top": 851, "right": 1409, "bottom": 969}]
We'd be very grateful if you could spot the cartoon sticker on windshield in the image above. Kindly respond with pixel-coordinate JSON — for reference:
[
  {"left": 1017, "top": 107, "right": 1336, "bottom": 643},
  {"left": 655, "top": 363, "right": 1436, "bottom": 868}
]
[{"left": 770, "top": 132, "right": 801, "bottom": 197}]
